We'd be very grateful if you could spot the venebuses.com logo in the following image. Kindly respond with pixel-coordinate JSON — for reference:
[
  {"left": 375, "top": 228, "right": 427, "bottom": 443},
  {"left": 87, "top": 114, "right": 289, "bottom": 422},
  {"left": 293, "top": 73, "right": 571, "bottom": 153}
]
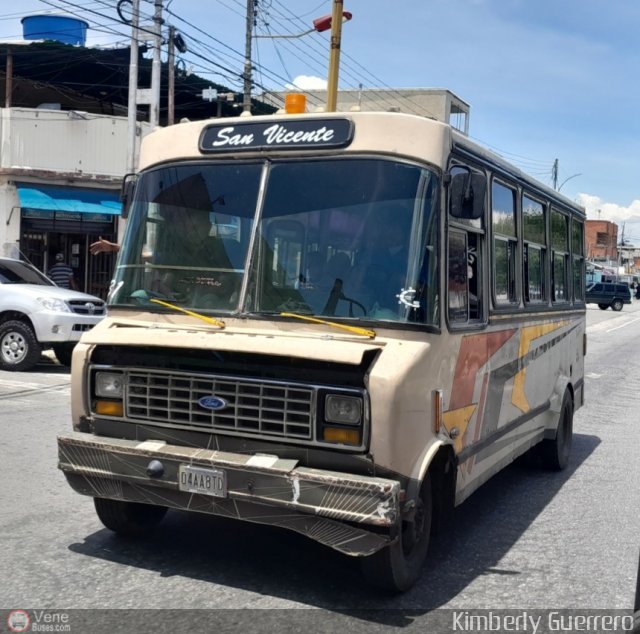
[
  {"left": 7, "top": 610, "right": 30, "bottom": 633},
  {"left": 6, "top": 609, "right": 71, "bottom": 632}
]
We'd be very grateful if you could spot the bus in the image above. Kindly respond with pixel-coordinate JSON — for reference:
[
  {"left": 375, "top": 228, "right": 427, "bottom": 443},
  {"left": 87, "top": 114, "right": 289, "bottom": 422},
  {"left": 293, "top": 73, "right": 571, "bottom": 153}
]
[{"left": 57, "top": 103, "right": 586, "bottom": 592}]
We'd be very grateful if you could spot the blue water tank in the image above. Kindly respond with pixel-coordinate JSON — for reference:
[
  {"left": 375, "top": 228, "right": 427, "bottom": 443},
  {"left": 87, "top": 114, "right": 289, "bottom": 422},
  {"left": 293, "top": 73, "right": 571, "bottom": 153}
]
[{"left": 21, "top": 15, "right": 89, "bottom": 46}]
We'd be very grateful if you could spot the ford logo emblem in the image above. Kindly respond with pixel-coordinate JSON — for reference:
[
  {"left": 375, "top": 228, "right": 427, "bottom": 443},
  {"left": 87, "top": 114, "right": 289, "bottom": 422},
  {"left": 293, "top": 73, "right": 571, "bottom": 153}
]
[{"left": 198, "top": 396, "right": 227, "bottom": 410}]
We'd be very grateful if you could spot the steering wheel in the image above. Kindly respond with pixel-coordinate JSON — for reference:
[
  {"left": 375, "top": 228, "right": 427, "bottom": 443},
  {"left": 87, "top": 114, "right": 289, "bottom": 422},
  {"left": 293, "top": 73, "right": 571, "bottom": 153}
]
[{"left": 322, "top": 282, "right": 367, "bottom": 317}]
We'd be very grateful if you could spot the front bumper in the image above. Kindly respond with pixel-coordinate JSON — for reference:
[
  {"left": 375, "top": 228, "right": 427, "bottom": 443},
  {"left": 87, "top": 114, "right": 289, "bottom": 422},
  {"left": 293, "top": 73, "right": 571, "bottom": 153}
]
[
  {"left": 33, "top": 312, "right": 102, "bottom": 344},
  {"left": 57, "top": 432, "right": 400, "bottom": 556}
]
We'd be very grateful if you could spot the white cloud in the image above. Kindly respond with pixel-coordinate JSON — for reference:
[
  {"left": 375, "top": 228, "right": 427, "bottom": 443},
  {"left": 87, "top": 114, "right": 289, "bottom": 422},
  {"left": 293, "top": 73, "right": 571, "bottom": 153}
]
[
  {"left": 576, "top": 193, "right": 640, "bottom": 224},
  {"left": 577, "top": 193, "right": 640, "bottom": 244},
  {"left": 285, "top": 75, "right": 328, "bottom": 91}
]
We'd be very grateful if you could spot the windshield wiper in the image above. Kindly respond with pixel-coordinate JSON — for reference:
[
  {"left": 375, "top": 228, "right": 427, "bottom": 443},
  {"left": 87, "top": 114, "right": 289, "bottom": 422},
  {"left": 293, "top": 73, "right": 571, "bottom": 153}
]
[
  {"left": 280, "top": 312, "right": 376, "bottom": 338},
  {"left": 149, "top": 298, "right": 226, "bottom": 328}
]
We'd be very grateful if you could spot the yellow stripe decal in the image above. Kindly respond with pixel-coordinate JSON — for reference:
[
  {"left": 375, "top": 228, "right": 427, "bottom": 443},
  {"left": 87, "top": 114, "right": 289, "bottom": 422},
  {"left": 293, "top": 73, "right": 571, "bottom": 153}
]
[
  {"left": 442, "top": 405, "right": 477, "bottom": 454},
  {"left": 512, "top": 321, "right": 567, "bottom": 412}
]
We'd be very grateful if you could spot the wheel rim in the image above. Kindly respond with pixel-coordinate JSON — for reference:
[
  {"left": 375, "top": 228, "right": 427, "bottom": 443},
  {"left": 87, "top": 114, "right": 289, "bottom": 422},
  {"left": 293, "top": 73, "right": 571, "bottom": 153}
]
[
  {"left": 401, "top": 496, "right": 429, "bottom": 558},
  {"left": 1, "top": 331, "right": 28, "bottom": 364}
]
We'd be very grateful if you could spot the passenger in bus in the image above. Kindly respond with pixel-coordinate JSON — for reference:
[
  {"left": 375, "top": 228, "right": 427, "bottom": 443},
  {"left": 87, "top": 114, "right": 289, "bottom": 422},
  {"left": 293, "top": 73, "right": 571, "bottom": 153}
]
[
  {"left": 320, "top": 252, "right": 354, "bottom": 316},
  {"left": 144, "top": 209, "right": 242, "bottom": 308},
  {"left": 367, "top": 211, "right": 410, "bottom": 313}
]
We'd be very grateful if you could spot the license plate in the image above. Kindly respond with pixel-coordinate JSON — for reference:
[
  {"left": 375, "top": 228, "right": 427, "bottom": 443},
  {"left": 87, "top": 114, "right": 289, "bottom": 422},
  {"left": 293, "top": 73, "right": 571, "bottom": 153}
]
[{"left": 178, "top": 465, "right": 227, "bottom": 498}]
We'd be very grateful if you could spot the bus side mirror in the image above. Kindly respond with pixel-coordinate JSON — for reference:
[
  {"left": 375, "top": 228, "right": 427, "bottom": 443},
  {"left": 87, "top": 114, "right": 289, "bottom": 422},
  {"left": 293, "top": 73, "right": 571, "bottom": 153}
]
[
  {"left": 449, "top": 168, "right": 486, "bottom": 220},
  {"left": 120, "top": 173, "right": 137, "bottom": 219}
]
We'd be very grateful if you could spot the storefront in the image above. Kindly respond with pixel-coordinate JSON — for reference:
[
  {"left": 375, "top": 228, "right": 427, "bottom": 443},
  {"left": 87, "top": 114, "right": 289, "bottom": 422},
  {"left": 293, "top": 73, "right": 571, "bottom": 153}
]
[{"left": 16, "top": 183, "right": 120, "bottom": 299}]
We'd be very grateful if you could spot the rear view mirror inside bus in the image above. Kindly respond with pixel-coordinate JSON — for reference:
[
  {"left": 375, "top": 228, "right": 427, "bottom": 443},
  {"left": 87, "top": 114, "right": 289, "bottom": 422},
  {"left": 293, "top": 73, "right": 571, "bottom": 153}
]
[
  {"left": 120, "top": 173, "right": 138, "bottom": 219},
  {"left": 449, "top": 168, "right": 486, "bottom": 220}
]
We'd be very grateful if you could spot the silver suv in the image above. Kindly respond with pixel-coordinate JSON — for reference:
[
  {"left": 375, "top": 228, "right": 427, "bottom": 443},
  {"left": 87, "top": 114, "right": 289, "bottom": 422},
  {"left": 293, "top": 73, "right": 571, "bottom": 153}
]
[{"left": 0, "top": 257, "right": 106, "bottom": 371}]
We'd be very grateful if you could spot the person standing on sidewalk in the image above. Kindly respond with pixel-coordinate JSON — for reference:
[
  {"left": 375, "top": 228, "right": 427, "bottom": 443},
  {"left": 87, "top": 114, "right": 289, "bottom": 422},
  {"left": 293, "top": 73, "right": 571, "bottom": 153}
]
[{"left": 47, "top": 253, "right": 78, "bottom": 290}]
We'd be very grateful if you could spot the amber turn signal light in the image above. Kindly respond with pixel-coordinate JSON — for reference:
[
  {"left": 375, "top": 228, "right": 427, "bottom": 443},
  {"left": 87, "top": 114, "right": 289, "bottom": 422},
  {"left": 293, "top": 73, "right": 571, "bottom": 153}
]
[
  {"left": 323, "top": 426, "right": 360, "bottom": 445},
  {"left": 95, "top": 400, "right": 124, "bottom": 417}
]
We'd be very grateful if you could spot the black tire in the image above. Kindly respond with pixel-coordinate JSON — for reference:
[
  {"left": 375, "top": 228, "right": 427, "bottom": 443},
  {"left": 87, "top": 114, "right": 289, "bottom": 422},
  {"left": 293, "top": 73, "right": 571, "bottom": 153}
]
[
  {"left": 538, "top": 390, "right": 573, "bottom": 470},
  {"left": 611, "top": 299, "right": 624, "bottom": 311},
  {"left": 53, "top": 342, "right": 76, "bottom": 367},
  {"left": 94, "top": 498, "right": 167, "bottom": 537},
  {"left": 0, "top": 320, "right": 42, "bottom": 371},
  {"left": 598, "top": 304, "right": 609, "bottom": 310},
  {"left": 634, "top": 551, "right": 640, "bottom": 633},
  {"left": 360, "top": 473, "right": 432, "bottom": 592}
]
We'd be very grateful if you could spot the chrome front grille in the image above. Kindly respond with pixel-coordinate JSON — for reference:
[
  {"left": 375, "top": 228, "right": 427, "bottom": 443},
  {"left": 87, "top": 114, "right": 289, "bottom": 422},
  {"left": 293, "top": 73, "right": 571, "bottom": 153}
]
[
  {"left": 68, "top": 300, "right": 106, "bottom": 316},
  {"left": 125, "top": 369, "right": 314, "bottom": 439},
  {"left": 73, "top": 324, "right": 95, "bottom": 332}
]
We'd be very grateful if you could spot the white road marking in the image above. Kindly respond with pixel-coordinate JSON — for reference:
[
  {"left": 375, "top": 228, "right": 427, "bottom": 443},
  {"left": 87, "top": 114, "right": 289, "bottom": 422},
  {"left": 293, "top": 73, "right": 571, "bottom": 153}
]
[{"left": 605, "top": 316, "right": 640, "bottom": 333}]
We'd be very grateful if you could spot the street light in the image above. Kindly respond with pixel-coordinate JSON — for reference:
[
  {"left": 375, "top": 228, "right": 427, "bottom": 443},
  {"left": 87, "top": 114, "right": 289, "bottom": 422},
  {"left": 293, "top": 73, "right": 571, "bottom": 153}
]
[
  {"left": 254, "top": 2, "right": 352, "bottom": 112},
  {"left": 254, "top": 10, "right": 352, "bottom": 39},
  {"left": 558, "top": 173, "right": 582, "bottom": 192}
]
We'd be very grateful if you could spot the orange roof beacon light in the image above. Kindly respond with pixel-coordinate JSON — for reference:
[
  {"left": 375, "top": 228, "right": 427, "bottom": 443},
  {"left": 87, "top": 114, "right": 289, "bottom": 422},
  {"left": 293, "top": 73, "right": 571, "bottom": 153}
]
[{"left": 285, "top": 93, "right": 307, "bottom": 114}]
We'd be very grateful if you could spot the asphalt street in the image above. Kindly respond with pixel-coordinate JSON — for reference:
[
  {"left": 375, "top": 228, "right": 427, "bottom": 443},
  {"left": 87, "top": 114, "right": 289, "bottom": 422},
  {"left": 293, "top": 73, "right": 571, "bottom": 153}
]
[{"left": 0, "top": 303, "right": 638, "bottom": 632}]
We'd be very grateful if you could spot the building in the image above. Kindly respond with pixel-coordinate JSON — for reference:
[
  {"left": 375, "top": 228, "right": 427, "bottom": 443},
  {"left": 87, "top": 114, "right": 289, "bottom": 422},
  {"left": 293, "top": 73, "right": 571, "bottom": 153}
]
[
  {"left": 0, "top": 16, "right": 274, "bottom": 297},
  {"left": 0, "top": 106, "right": 152, "bottom": 297},
  {"left": 585, "top": 219, "right": 618, "bottom": 264},
  {"left": 261, "top": 88, "right": 471, "bottom": 135},
  {"left": 619, "top": 245, "right": 640, "bottom": 274}
]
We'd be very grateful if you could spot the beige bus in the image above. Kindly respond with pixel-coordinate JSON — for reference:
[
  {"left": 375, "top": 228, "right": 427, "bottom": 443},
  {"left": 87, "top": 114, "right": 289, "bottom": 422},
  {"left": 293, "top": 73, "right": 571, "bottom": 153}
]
[{"left": 58, "top": 106, "right": 586, "bottom": 592}]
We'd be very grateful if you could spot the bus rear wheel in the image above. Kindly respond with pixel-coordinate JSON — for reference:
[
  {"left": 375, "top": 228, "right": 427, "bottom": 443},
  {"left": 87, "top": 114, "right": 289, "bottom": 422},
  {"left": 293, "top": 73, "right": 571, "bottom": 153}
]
[
  {"left": 94, "top": 498, "right": 167, "bottom": 537},
  {"left": 360, "top": 473, "right": 432, "bottom": 592},
  {"left": 538, "top": 390, "right": 573, "bottom": 470}
]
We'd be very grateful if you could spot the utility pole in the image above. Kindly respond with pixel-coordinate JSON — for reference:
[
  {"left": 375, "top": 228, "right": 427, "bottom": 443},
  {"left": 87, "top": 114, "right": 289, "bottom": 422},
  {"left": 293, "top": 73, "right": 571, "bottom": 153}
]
[
  {"left": 4, "top": 47, "right": 12, "bottom": 107},
  {"left": 126, "top": 0, "right": 141, "bottom": 174},
  {"left": 326, "top": 0, "right": 345, "bottom": 112},
  {"left": 242, "top": 0, "right": 256, "bottom": 113},
  {"left": 149, "top": 0, "right": 164, "bottom": 128},
  {"left": 167, "top": 25, "right": 175, "bottom": 126},
  {"left": 552, "top": 158, "right": 559, "bottom": 190}
]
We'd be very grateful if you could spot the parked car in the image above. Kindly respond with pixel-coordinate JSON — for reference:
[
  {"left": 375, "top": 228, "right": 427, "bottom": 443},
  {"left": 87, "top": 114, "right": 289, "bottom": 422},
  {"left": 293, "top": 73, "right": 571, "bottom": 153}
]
[
  {"left": 585, "top": 282, "right": 632, "bottom": 311},
  {"left": 0, "top": 256, "right": 106, "bottom": 371}
]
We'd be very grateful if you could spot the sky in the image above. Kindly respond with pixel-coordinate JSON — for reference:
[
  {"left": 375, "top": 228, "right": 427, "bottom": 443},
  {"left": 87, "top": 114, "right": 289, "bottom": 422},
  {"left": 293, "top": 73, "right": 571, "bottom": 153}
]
[{"left": 2, "top": 0, "right": 640, "bottom": 243}]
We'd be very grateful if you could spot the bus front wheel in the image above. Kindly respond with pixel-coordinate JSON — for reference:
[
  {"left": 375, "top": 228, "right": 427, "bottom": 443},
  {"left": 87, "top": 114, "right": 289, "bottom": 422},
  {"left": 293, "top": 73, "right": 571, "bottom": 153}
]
[
  {"left": 360, "top": 473, "right": 432, "bottom": 593},
  {"left": 94, "top": 498, "right": 168, "bottom": 537}
]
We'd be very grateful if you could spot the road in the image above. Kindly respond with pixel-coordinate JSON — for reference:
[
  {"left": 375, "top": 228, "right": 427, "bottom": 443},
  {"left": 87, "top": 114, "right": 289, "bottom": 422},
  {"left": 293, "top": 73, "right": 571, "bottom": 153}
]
[{"left": 1, "top": 303, "right": 639, "bottom": 632}]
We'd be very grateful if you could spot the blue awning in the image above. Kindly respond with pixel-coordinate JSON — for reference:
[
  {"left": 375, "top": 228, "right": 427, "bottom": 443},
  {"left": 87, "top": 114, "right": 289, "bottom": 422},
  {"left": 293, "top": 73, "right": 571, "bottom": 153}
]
[{"left": 16, "top": 183, "right": 121, "bottom": 216}]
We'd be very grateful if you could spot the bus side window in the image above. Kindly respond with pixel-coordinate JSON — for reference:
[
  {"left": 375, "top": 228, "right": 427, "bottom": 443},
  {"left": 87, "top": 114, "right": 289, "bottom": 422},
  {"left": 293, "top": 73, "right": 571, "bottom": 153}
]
[
  {"left": 448, "top": 229, "right": 482, "bottom": 325},
  {"left": 448, "top": 230, "right": 469, "bottom": 323},
  {"left": 467, "top": 233, "right": 480, "bottom": 320}
]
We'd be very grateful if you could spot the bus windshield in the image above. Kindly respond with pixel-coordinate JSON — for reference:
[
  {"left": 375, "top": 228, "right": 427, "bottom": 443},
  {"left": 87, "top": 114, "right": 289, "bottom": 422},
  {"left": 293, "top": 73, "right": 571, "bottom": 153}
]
[{"left": 110, "top": 157, "right": 440, "bottom": 326}]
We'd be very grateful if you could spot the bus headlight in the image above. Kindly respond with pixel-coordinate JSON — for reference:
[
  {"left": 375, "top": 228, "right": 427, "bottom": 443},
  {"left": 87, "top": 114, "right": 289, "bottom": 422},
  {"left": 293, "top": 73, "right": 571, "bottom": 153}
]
[
  {"left": 94, "top": 371, "right": 124, "bottom": 417},
  {"left": 95, "top": 372, "right": 124, "bottom": 398},
  {"left": 325, "top": 394, "right": 362, "bottom": 425}
]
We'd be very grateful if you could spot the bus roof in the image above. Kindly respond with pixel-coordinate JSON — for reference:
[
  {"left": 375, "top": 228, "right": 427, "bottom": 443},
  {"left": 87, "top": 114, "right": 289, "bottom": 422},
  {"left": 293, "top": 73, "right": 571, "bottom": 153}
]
[{"left": 138, "top": 110, "right": 584, "bottom": 217}]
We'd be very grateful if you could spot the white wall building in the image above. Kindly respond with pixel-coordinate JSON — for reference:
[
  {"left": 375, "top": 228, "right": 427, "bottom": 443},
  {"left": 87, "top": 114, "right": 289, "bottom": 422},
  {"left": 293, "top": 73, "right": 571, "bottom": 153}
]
[
  {"left": 261, "top": 88, "right": 470, "bottom": 135},
  {"left": 0, "top": 107, "right": 150, "bottom": 296}
]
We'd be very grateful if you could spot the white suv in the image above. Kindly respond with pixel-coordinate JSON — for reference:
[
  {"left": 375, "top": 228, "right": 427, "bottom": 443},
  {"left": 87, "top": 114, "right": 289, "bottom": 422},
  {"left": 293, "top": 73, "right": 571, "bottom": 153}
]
[{"left": 0, "top": 257, "right": 106, "bottom": 371}]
